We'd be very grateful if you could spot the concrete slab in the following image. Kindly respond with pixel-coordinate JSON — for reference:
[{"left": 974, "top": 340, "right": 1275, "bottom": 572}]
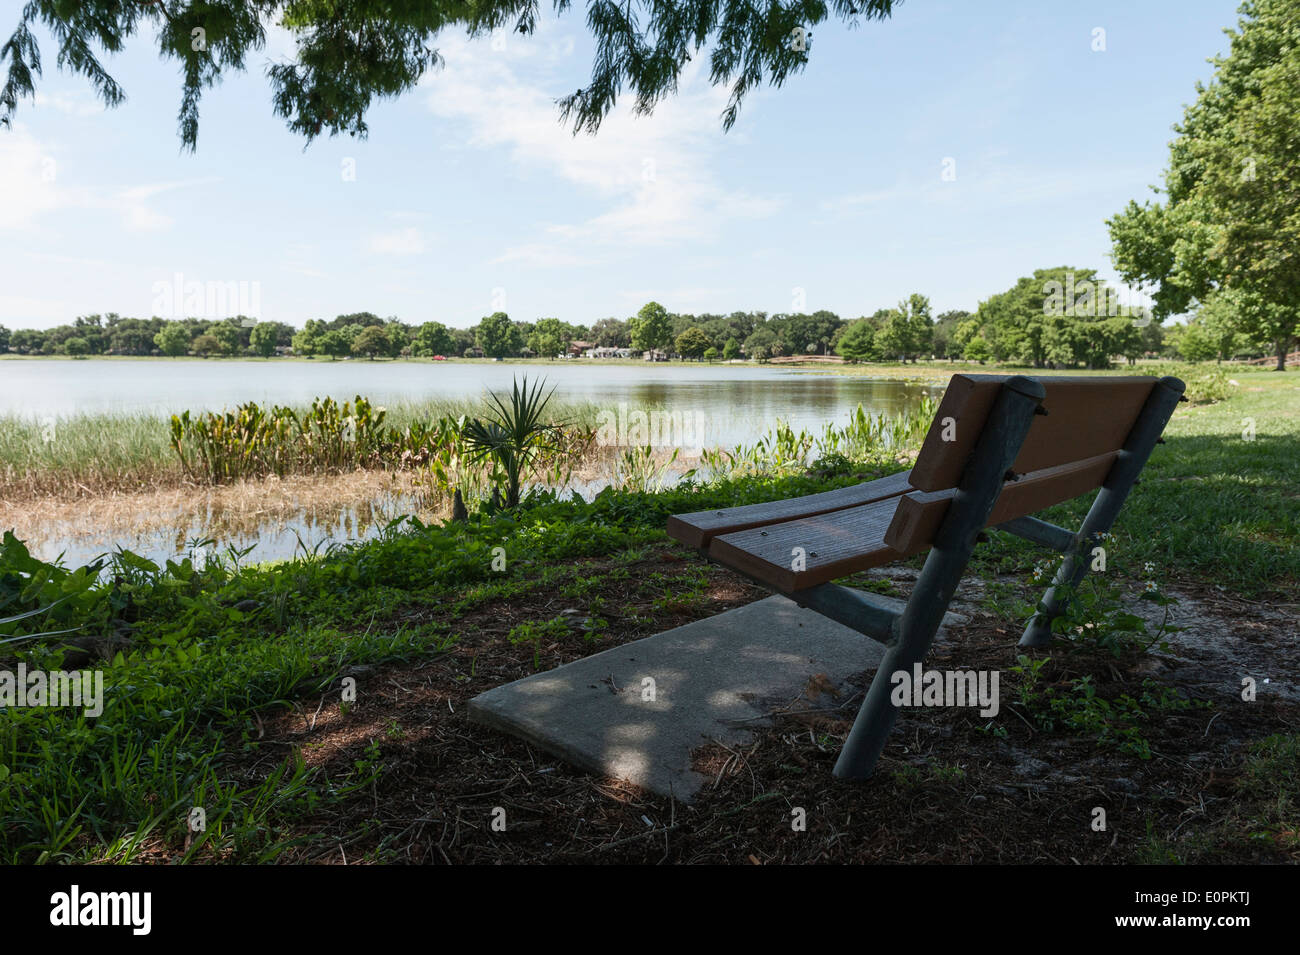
[{"left": 468, "top": 594, "right": 967, "bottom": 801}]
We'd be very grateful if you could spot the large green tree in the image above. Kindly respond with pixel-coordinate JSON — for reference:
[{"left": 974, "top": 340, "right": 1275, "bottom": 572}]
[
  {"left": 191, "top": 333, "right": 222, "bottom": 358},
  {"left": 155, "top": 322, "right": 192, "bottom": 357},
  {"left": 8, "top": 328, "right": 46, "bottom": 354},
  {"left": 970, "top": 267, "right": 1140, "bottom": 369},
  {"left": 476, "top": 311, "right": 516, "bottom": 358},
  {"left": 412, "top": 321, "right": 456, "bottom": 357},
  {"left": 1107, "top": 0, "right": 1299, "bottom": 369},
  {"left": 1169, "top": 295, "right": 1252, "bottom": 362},
  {"left": 742, "top": 326, "right": 778, "bottom": 362},
  {"left": 630, "top": 301, "right": 673, "bottom": 353},
  {"left": 834, "top": 319, "right": 877, "bottom": 363},
  {"left": 210, "top": 321, "right": 242, "bottom": 356},
  {"left": 383, "top": 319, "right": 410, "bottom": 357},
  {"left": 292, "top": 318, "right": 326, "bottom": 356},
  {"left": 105, "top": 316, "right": 159, "bottom": 355},
  {"left": 528, "top": 317, "right": 571, "bottom": 358},
  {"left": 674, "top": 326, "right": 712, "bottom": 359},
  {"left": 2, "top": 1, "right": 899, "bottom": 151},
  {"left": 351, "top": 324, "right": 390, "bottom": 359},
  {"left": 931, "top": 309, "right": 970, "bottom": 359},
  {"left": 590, "top": 317, "right": 630, "bottom": 348},
  {"left": 249, "top": 320, "right": 279, "bottom": 357},
  {"left": 318, "top": 328, "right": 353, "bottom": 360},
  {"left": 875, "top": 294, "right": 932, "bottom": 362}
]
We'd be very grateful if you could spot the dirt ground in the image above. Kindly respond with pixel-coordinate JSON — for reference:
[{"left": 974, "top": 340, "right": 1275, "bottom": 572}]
[{"left": 218, "top": 546, "right": 1299, "bottom": 864}]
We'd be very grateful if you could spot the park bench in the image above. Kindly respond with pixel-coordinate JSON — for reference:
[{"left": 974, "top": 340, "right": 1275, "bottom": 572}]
[{"left": 667, "top": 373, "right": 1186, "bottom": 781}]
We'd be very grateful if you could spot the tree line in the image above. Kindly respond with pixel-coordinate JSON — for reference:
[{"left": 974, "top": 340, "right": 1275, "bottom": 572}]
[
  {"left": 0, "top": 314, "right": 297, "bottom": 358},
  {"left": 0, "top": 267, "right": 1279, "bottom": 366}
]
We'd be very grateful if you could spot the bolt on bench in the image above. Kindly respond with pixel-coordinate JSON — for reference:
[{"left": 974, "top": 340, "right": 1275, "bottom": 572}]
[{"left": 667, "top": 374, "right": 1185, "bottom": 781}]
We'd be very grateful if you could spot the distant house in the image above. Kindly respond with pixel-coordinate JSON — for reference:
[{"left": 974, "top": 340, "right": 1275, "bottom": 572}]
[
  {"left": 643, "top": 348, "right": 669, "bottom": 362},
  {"left": 568, "top": 339, "right": 595, "bottom": 357},
  {"left": 585, "top": 346, "right": 634, "bottom": 358}
]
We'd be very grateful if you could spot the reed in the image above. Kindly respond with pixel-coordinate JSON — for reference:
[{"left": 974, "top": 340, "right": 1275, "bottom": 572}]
[
  {"left": 0, "top": 411, "right": 179, "bottom": 498},
  {"left": 0, "top": 396, "right": 605, "bottom": 499},
  {"left": 694, "top": 394, "right": 938, "bottom": 481},
  {"left": 0, "top": 391, "right": 939, "bottom": 506}
]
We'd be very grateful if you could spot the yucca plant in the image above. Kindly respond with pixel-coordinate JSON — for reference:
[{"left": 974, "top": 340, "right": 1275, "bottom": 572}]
[{"left": 461, "top": 377, "right": 562, "bottom": 508}]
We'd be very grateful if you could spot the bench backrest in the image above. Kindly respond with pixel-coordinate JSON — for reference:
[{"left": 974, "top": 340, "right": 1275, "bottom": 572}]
[
  {"left": 909, "top": 375, "right": 1157, "bottom": 491},
  {"left": 883, "top": 375, "right": 1162, "bottom": 554}
]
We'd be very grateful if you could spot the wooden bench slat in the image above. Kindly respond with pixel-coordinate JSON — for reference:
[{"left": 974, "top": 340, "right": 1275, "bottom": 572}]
[
  {"left": 706, "top": 451, "right": 1118, "bottom": 593},
  {"left": 884, "top": 451, "right": 1119, "bottom": 555},
  {"left": 909, "top": 375, "right": 1156, "bottom": 492},
  {"left": 666, "top": 469, "right": 914, "bottom": 549},
  {"left": 706, "top": 497, "right": 906, "bottom": 592}
]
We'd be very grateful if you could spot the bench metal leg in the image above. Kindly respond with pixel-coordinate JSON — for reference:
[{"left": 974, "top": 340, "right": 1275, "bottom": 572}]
[
  {"left": 1019, "top": 376, "right": 1186, "bottom": 648},
  {"left": 834, "top": 377, "right": 1047, "bottom": 780}
]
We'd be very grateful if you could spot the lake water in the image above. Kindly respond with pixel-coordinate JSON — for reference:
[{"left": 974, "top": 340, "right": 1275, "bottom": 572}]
[
  {"left": 0, "top": 358, "right": 938, "bottom": 450},
  {"left": 2, "top": 358, "right": 942, "bottom": 566}
]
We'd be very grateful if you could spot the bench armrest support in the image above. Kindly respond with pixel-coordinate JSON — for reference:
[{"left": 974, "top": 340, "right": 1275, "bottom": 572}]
[
  {"left": 792, "top": 583, "right": 899, "bottom": 645},
  {"left": 996, "top": 515, "right": 1077, "bottom": 552}
]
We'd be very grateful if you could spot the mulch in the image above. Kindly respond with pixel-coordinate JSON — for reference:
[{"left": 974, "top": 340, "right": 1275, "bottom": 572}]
[{"left": 212, "top": 546, "right": 1298, "bottom": 864}]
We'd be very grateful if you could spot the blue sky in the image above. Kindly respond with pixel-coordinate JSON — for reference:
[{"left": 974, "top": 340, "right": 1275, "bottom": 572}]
[{"left": 0, "top": 0, "right": 1238, "bottom": 331}]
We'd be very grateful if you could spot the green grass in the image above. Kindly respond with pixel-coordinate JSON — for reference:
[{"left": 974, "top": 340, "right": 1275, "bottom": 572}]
[{"left": 973, "top": 370, "right": 1300, "bottom": 596}]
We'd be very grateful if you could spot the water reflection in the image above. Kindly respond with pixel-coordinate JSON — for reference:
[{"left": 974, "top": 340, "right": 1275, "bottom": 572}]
[{"left": 8, "top": 367, "right": 941, "bottom": 568}]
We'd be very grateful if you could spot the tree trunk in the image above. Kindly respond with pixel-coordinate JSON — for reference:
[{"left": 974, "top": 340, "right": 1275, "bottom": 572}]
[{"left": 1277, "top": 339, "right": 1287, "bottom": 371}]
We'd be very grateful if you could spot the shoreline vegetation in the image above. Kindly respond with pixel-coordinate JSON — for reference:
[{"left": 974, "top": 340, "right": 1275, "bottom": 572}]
[
  {"left": 0, "top": 367, "right": 1296, "bottom": 863},
  {"left": 0, "top": 359, "right": 1243, "bottom": 503}
]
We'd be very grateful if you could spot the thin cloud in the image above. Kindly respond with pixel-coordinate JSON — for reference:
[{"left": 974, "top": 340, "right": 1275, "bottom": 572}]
[
  {"left": 424, "top": 30, "right": 784, "bottom": 257},
  {"left": 33, "top": 90, "right": 107, "bottom": 118},
  {"left": 0, "top": 128, "right": 219, "bottom": 233},
  {"left": 491, "top": 242, "right": 597, "bottom": 268},
  {"left": 368, "top": 227, "right": 428, "bottom": 255}
]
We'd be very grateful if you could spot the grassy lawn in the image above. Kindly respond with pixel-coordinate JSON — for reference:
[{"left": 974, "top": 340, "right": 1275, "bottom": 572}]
[
  {"left": 0, "top": 366, "right": 1295, "bottom": 862},
  {"left": 1107, "top": 371, "right": 1300, "bottom": 593},
  {"left": 973, "top": 369, "right": 1300, "bottom": 597}
]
